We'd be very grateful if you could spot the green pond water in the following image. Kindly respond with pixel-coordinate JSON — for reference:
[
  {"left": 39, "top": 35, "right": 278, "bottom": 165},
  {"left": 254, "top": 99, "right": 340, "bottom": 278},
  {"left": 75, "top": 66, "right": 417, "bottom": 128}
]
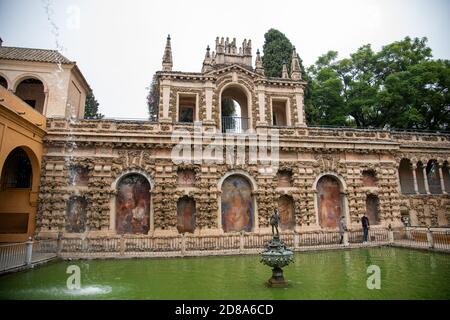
[{"left": 0, "top": 247, "right": 449, "bottom": 300}]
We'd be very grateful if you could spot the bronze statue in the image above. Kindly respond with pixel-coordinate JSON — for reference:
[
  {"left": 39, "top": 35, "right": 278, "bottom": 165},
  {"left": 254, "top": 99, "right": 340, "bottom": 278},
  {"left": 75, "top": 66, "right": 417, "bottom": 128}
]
[{"left": 270, "top": 209, "right": 280, "bottom": 237}]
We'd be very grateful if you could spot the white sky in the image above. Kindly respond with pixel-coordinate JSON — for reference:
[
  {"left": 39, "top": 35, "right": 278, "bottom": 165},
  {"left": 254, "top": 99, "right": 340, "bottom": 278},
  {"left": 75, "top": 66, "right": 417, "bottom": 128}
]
[{"left": 0, "top": 0, "right": 449, "bottom": 118}]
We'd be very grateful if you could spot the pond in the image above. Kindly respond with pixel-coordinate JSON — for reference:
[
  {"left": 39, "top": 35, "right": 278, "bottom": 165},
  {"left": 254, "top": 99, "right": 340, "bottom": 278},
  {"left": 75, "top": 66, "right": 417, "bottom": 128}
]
[{"left": 0, "top": 247, "right": 449, "bottom": 299}]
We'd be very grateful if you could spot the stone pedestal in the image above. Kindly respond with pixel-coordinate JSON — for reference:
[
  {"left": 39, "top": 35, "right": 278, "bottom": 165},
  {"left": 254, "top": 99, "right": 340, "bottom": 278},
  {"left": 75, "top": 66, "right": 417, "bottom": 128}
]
[{"left": 267, "top": 266, "right": 289, "bottom": 287}]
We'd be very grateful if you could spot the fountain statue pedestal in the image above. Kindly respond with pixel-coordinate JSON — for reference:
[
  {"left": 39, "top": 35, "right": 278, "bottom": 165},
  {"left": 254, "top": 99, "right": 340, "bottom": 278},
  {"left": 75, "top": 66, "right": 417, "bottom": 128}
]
[{"left": 260, "top": 235, "right": 294, "bottom": 288}]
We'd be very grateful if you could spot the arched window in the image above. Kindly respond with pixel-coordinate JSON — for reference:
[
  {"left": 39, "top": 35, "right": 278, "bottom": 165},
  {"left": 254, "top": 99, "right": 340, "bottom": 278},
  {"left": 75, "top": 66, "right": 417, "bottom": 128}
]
[
  {"left": 115, "top": 174, "right": 150, "bottom": 234},
  {"left": 427, "top": 160, "right": 442, "bottom": 194},
  {"left": 278, "top": 195, "right": 295, "bottom": 230},
  {"left": 0, "top": 75, "right": 7, "bottom": 88},
  {"left": 177, "top": 196, "right": 196, "bottom": 233},
  {"left": 221, "top": 85, "right": 249, "bottom": 133},
  {"left": 66, "top": 196, "right": 87, "bottom": 233},
  {"left": 316, "top": 175, "right": 344, "bottom": 229},
  {"left": 398, "top": 159, "right": 414, "bottom": 194},
  {"left": 366, "top": 195, "right": 380, "bottom": 225},
  {"left": 1, "top": 148, "right": 32, "bottom": 189},
  {"left": 221, "top": 175, "right": 253, "bottom": 232},
  {"left": 15, "top": 77, "right": 45, "bottom": 114}
]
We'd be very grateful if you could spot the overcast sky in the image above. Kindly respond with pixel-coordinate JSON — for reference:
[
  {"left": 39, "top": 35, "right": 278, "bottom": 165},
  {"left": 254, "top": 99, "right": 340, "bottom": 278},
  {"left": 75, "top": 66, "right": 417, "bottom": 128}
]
[{"left": 0, "top": 0, "right": 449, "bottom": 118}]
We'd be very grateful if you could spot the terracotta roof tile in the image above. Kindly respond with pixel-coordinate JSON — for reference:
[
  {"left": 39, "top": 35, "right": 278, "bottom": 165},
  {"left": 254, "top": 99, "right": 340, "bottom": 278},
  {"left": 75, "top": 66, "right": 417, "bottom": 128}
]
[{"left": 0, "top": 46, "right": 73, "bottom": 64}]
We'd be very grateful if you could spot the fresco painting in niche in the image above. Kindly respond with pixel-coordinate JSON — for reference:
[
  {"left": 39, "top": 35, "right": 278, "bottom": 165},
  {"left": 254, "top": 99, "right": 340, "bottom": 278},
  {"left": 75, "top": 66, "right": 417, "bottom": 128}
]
[
  {"left": 178, "top": 170, "right": 195, "bottom": 186},
  {"left": 278, "top": 195, "right": 295, "bottom": 230},
  {"left": 277, "top": 171, "right": 292, "bottom": 187},
  {"left": 69, "top": 166, "right": 89, "bottom": 186},
  {"left": 66, "top": 196, "right": 87, "bottom": 233},
  {"left": 317, "top": 176, "right": 342, "bottom": 228},
  {"left": 116, "top": 174, "right": 150, "bottom": 234},
  {"left": 177, "top": 197, "right": 196, "bottom": 233},
  {"left": 221, "top": 175, "right": 253, "bottom": 232},
  {"left": 366, "top": 195, "right": 380, "bottom": 225}
]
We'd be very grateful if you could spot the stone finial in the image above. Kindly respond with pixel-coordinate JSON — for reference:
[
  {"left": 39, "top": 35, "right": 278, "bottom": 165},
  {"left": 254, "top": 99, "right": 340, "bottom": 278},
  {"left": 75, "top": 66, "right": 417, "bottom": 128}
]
[
  {"left": 282, "top": 61, "right": 289, "bottom": 79},
  {"left": 202, "top": 45, "right": 213, "bottom": 73},
  {"left": 290, "top": 46, "right": 301, "bottom": 80},
  {"left": 255, "top": 49, "right": 265, "bottom": 76},
  {"left": 162, "top": 34, "right": 173, "bottom": 71}
]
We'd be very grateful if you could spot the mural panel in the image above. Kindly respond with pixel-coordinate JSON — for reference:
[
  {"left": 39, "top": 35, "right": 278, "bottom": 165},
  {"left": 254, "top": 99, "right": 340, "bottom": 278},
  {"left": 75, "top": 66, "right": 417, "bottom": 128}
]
[
  {"left": 177, "top": 169, "right": 195, "bottom": 186},
  {"left": 278, "top": 195, "right": 295, "bottom": 230},
  {"left": 116, "top": 174, "right": 150, "bottom": 234},
  {"left": 177, "top": 197, "right": 196, "bottom": 233},
  {"left": 221, "top": 175, "right": 253, "bottom": 232},
  {"left": 317, "top": 176, "right": 342, "bottom": 228},
  {"left": 366, "top": 195, "right": 380, "bottom": 225},
  {"left": 66, "top": 196, "right": 87, "bottom": 233}
]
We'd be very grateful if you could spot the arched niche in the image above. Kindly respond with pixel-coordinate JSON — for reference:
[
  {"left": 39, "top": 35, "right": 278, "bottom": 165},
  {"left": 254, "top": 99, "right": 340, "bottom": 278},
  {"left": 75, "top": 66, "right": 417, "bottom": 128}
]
[
  {"left": 278, "top": 195, "right": 295, "bottom": 230},
  {"left": 315, "top": 174, "right": 346, "bottom": 229},
  {"left": 115, "top": 173, "right": 151, "bottom": 234},
  {"left": 177, "top": 196, "right": 196, "bottom": 233},
  {"left": 220, "top": 174, "right": 254, "bottom": 233},
  {"left": 362, "top": 170, "right": 377, "bottom": 187},
  {"left": 366, "top": 194, "right": 380, "bottom": 225},
  {"left": 66, "top": 196, "right": 87, "bottom": 233},
  {"left": 277, "top": 170, "right": 293, "bottom": 188}
]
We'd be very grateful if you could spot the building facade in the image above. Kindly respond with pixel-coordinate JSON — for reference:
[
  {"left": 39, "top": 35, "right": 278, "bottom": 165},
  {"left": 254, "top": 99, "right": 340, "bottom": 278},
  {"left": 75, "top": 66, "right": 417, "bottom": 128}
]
[{"left": 30, "top": 36, "right": 450, "bottom": 240}]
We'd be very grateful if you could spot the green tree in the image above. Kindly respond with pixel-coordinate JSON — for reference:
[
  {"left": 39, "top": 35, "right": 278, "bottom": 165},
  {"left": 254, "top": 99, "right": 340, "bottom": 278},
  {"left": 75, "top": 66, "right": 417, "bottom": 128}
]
[
  {"left": 84, "top": 91, "right": 104, "bottom": 119},
  {"left": 305, "top": 51, "right": 348, "bottom": 126},
  {"left": 147, "top": 74, "right": 159, "bottom": 121},
  {"left": 262, "top": 28, "right": 307, "bottom": 79},
  {"left": 305, "top": 36, "right": 449, "bottom": 130}
]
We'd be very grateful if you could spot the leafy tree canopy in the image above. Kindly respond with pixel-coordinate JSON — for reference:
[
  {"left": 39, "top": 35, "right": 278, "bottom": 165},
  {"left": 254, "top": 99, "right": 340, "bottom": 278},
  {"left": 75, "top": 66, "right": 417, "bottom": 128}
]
[{"left": 84, "top": 91, "right": 104, "bottom": 119}]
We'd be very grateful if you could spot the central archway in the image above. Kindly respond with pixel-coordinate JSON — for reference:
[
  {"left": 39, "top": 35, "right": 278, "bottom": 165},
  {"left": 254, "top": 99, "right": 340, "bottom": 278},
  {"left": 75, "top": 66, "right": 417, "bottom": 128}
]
[
  {"left": 220, "top": 174, "right": 254, "bottom": 232},
  {"left": 220, "top": 83, "right": 251, "bottom": 133}
]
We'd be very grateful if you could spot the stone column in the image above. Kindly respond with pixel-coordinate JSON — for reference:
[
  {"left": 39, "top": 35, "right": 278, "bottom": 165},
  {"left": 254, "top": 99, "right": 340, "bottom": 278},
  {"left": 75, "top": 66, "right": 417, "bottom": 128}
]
[
  {"left": 256, "top": 85, "right": 267, "bottom": 126},
  {"left": 294, "top": 88, "right": 305, "bottom": 126},
  {"left": 204, "top": 81, "right": 214, "bottom": 122},
  {"left": 422, "top": 165, "right": 430, "bottom": 194},
  {"left": 411, "top": 164, "right": 419, "bottom": 194},
  {"left": 438, "top": 162, "right": 447, "bottom": 194},
  {"left": 161, "top": 79, "right": 171, "bottom": 120}
]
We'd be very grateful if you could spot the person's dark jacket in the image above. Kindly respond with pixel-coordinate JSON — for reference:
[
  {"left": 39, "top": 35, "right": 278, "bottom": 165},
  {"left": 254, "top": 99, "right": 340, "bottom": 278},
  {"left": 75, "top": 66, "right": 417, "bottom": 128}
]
[{"left": 361, "top": 216, "right": 370, "bottom": 229}]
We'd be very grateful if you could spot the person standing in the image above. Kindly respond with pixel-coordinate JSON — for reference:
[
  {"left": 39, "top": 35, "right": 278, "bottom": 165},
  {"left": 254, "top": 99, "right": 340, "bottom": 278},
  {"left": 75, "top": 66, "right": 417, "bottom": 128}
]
[
  {"left": 361, "top": 213, "right": 370, "bottom": 243},
  {"left": 339, "top": 216, "right": 347, "bottom": 244}
]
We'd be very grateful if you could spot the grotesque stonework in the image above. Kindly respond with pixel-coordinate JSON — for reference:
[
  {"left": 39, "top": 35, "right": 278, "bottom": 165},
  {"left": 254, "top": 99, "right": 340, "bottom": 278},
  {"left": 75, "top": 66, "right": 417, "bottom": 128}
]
[{"left": 35, "top": 36, "right": 450, "bottom": 239}]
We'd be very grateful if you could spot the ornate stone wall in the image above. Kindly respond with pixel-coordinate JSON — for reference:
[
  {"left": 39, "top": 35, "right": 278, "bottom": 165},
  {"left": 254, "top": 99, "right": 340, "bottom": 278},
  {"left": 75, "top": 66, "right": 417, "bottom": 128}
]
[{"left": 35, "top": 59, "right": 450, "bottom": 238}]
